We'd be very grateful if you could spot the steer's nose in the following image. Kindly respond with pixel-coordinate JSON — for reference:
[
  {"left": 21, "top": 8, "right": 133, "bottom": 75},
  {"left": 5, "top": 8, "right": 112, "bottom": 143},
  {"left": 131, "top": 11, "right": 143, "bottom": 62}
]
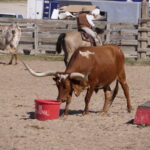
[
  {"left": 61, "top": 99, "right": 66, "bottom": 103},
  {"left": 57, "top": 99, "right": 66, "bottom": 103}
]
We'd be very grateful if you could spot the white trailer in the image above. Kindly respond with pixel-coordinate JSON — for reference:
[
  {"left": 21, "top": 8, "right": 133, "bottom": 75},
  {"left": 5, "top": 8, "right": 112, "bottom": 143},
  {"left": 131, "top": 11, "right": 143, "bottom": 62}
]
[
  {"left": 27, "top": 0, "right": 58, "bottom": 19},
  {"left": 27, "top": 0, "right": 44, "bottom": 19}
]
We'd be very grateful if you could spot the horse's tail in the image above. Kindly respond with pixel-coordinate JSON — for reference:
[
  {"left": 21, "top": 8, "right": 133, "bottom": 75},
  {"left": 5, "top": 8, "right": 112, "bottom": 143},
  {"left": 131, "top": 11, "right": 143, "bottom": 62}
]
[
  {"left": 110, "top": 80, "right": 119, "bottom": 106},
  {"left": 56, "top": 33, "right": 66, "bottom": 54}
]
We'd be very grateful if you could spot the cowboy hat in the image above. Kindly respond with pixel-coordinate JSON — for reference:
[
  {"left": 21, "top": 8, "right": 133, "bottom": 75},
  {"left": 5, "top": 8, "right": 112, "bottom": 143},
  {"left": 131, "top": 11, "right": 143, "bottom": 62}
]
[{"left": 81, "top": 7, "right": 90, "bottom": 13}]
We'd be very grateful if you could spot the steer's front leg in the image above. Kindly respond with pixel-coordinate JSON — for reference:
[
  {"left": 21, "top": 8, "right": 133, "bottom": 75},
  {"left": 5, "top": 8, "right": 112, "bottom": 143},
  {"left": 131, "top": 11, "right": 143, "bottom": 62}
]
[
  {"left": 63, "top": 96, "right": 72, "bottom": 116},
  {"left": 83, "top": 87, "right": 94, "bottom": 115}
]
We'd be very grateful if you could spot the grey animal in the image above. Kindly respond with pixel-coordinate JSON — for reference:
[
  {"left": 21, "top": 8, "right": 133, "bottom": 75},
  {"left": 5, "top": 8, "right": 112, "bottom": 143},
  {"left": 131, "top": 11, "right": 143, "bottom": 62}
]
[{"left": 0, "top": 24, "right": 21, "bottom": 64}]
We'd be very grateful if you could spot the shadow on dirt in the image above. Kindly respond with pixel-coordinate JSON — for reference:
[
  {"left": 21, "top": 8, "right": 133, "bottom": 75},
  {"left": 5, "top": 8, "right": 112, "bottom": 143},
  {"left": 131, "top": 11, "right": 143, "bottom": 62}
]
[
  {"left": 21, "top": 109, "right": 100, "bottom": 120},
  {"left": 60, "top": 109, "right": 100, "bottom": 116},
  {"left": 27, "top": 112, "right": 35, "bottom": 119},
  {"left": 126, "top": 119, "right": 150, "bottom": 128},
  {"left": 0, "top": 61, "right": 6, "bottom": 65},
  {"left": 126, "top": 119, "right": 134, "bottom": 125},
  {"left": 21, "top": 112, "right": 35, "bottom": 120},
  {"left": 60, "top": 109, "right": 83, "bottom": 116}
]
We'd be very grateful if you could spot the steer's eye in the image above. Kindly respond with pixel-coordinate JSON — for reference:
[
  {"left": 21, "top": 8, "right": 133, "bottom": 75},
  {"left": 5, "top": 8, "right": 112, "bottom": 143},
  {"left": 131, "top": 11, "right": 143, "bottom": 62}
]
[
  {"left": 53, "top": 77, "right": 57, "bottom": 81},
  {"left": 71, "top": 79, "right": 81, "bottom": 85},
  {"left": 53, "top": 77, "right": 61, "bottom": 86},
  {"left": 63, "top": 84, "right": 67, "bottom": 89}
]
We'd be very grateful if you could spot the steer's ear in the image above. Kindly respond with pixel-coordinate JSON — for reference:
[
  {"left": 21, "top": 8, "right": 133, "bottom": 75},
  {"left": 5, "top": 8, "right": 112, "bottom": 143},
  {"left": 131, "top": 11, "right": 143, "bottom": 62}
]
[
  {"left": 69, "top": 72, "right": 88, "bottom": 86},
  {"left": 71, "top": 78, "right": 87, "bottom": 87},
  {"left": 70, "top": 73, "right": 88, "bottom": 96},
  {"left": 71, "top": 80, "right": 88, "bottom": 97}
]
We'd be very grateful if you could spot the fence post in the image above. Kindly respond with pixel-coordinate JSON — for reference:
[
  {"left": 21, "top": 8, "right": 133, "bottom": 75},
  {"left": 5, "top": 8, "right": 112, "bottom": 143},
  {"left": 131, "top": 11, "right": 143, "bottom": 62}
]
[
  {"left": 138, "top": 1, "right": 149, "bottom": 59},
  {"left": 33, "top": 24, "right": 38, "bottom": 52},
  {"left": 105, "top": 23, "right": 111, "bottom": 44}
]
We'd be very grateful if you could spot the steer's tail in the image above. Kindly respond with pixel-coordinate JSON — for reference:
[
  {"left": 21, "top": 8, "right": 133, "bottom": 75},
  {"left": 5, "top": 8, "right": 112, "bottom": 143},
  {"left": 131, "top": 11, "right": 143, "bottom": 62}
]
[
  {"left": 56, "top": 33, "right": 66, "bottom": 54},
  {"left": 110, "top": 80, "right": 119, "bottom": 106}
]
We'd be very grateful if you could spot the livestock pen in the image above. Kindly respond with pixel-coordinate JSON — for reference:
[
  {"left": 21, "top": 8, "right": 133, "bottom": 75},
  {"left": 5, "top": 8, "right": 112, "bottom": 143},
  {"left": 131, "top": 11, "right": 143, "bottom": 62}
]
[
  {"left": 1, "top": 17, "right": 150, "bottom": 59},
  {"left": 0, "top": 0, "right": 150, "bottom": 60}
]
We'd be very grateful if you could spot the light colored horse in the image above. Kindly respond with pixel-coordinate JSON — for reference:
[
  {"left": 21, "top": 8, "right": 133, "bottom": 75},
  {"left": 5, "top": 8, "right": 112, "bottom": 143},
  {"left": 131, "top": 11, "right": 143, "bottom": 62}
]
[
  {"left": 0, "top": 24, "right": 21, "bottom": 65},
  {"left": 56, "top": 29, "right": 104, "bottom": 66}
]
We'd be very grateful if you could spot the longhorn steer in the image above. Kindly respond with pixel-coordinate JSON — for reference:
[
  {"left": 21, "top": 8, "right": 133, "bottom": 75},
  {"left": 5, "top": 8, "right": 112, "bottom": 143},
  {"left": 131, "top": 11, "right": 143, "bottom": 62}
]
[
  {"left": 23, "top": 45, "right": 132, "bottom": 115},
  {"left": 0, "top": 24, "right": 21, "bottom": 64}
]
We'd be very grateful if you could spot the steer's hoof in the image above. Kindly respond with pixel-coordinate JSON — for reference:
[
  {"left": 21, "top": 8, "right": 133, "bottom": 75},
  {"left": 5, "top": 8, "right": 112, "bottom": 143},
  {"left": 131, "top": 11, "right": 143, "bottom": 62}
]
[
  {"left": 127, "top": 106, "right": 133, "bottom": 113},
  {"left": 60, "top": 111, "right": 69, "bottom": 117},
  {"left": 7, "top": 62, "right": 12, "bottom": 65},
  {"left": 82, "top": 111, "right": 89, "bottom": 115},
  {"left": 99, "top": 111, "right": 109, "bottom": 116}
]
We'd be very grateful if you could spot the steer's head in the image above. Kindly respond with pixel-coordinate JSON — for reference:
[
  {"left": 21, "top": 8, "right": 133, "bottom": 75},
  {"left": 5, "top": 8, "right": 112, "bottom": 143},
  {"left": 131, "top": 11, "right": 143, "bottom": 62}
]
[
  {"left": 53, "top": 72, "right": 88, "bottom": 102},
  {"left": 53, "top": 73, "right": 71, "bottom": 102},
  {"left": 22, "top": 61, "right": 88, "bottom": 103}
]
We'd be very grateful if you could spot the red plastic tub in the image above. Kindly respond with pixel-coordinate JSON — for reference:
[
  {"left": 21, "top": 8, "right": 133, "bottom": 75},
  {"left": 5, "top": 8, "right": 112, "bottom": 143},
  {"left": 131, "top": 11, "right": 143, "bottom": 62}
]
[
  {"left": 134, "top": 108, "right": 150, "bottom": 125},
  {"left": 134, "top": 101, "right": 150, "bottom": 125},
  {"left": 35, "top": 99, "right": 61, "bottom": 121}
]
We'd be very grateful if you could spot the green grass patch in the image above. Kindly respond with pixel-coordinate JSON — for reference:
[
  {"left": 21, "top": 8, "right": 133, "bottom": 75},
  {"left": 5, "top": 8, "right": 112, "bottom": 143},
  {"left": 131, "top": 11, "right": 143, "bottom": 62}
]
[
  {"left": 125, "top": 58, "right": 150, "bottom": 66},
  {"left": 19, "top": 54, "right": 64, "bottom": 61},
  {"left": 0, "top": 54, "right": 64, "bottom": 62},
  {"left": 0, "top": 54, "right": 150, "bottom": 66}
]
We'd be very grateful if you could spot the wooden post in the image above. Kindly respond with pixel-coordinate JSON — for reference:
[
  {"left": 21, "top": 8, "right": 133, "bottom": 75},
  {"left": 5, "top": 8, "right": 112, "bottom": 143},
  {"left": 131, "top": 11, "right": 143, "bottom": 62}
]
[
  {"left": 138, "top": 1, "right": 149, "bottom": 59},
  {"left": 33, "top": 24, "right": 38, "bottom": 51},
  {"left": 105, "top": 23, "right": 111, "bottom": 44}
]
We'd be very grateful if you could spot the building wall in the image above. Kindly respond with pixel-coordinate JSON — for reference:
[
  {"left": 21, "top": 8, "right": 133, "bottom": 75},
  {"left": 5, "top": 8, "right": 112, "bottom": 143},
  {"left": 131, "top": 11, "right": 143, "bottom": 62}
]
[
  {"left": 92, "top": 1, "right": 141, "bottom": 23},
  {"left": 58, "top": 0, "right": 141, "bottom": 23}
]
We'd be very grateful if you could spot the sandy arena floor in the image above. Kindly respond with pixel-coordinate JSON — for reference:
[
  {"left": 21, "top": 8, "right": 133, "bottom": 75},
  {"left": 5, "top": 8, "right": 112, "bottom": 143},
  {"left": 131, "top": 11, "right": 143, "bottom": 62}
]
[
  {"left": 0, "top": 1, "right": 150, "bottom": 150},
  {"left": 0, "top": 57, "right": 150, "bottom": 150}
]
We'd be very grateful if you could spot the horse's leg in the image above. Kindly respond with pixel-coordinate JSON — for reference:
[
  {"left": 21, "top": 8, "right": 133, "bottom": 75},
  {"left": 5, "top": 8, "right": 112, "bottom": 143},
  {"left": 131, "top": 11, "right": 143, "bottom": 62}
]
[
  {"left": 63, "top": 51, "right": 72, "bottom": 67},
  {"left": 6, "top": 46, "right": 13, "bottom": 65},
  {"left": 8, "top": 48, "right": 17, "bottom": 65},
  {"left": 7, "top": 46, "right": 14, "bottom": 65},
  {"left": 62, "top": 39, "right": 68, "bottom": 67},
  {"left": 14, "top": 53, "right": 18, "bottom": 65},
  {"left": 68, "top": 52, "right": 73, "bottom": 63},
  {"left": 64, "top": 46, "right": 73, "bottom": 66},
  {"left": 8, "top": 54, "right": 13, "bottom": 65},
  {"left": 64, "top": 52, "right": 68, "bottom": 67},
  {"left": 97, "top": 35, "right": 103, "bottom": 46}
]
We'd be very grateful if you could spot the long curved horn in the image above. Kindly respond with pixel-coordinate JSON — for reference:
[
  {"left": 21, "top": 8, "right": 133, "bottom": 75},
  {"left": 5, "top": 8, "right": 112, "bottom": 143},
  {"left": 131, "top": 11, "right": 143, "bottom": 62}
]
[
  {"left": 21, "top": 61, "right": 56, "bottom": 77},
  {"left": 70, "top": 72, "right": 85, "bottom": 79}
]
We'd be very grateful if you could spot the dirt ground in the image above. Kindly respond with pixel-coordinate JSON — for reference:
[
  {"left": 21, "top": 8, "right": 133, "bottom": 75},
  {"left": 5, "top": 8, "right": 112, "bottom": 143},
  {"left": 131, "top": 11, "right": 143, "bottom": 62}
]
[
  {"left": 0, "top": 57, "right": 150, "bottom": 150},
  {"left": 0, "top": 1, "right": 150, "bottom": 150}
]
